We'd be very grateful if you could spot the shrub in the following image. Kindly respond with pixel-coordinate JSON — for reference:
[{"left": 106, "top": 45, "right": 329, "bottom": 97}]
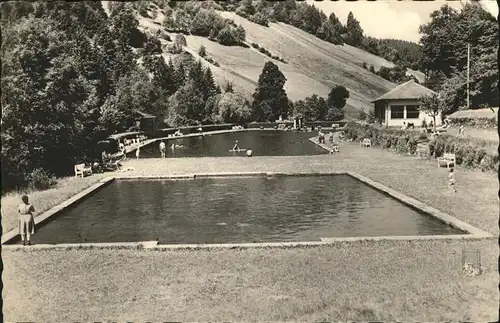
[
  {"left": 362, "top": 62, "right": 367, "bottom": 69},
  {"left": 248, "top": 12, "right": 269, "bottom": 27},
  {"left": 396, "top": 136, "right": 409, "bottom": 154},
  {"left": 342, "top": 122, "right": 498, "bottom": 172},
  {"left": 166, "top": 43, "right": 183, "bottom": 54},
  {"left": 408, "top": 137, "right": 418, "bottom": 154},
  {"left": 235, "top": 7, "right": 248, "bottom": 18},
  {"left": 144, "top": 37, "right": 162, "bottom": 55},
  {"left": 216, "top": 26, "right": 239, "bottom": 46},
  {"left": 460, "top": 145, "right": 476, "bottom": 168},
  {"left": 198, "top": 45, "right": 207, "bottom": 57},
  {"left": 139, "top": 7, "right": 150, "bottom": 18},
  {"left": 251, "top": 42, "right": 259, "bottom": 48},
  {"left": 480, "top": 154, "right": 499, "bottom": 172},
  {"left": 27, "top": 168, "right": 57, "bottom": 191}
]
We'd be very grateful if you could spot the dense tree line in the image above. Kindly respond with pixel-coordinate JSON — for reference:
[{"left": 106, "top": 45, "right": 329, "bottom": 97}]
[
  {"left": 362, "top": 38, "right": 422, "bottom": 71},
  {"left": 419, "top": 3, "right": 498, "bottom": 114},
  {"left": 0, "top": 1, "right": 246, "bottom": 190},
  {"left": 2, "top": 1, "right": 143, "bottom": 189},
  {"left": 292, "top": 86, "right": 349, "bottom": 122},
  {"left": 362, "top": 64, "right": 419, "bottom": 85},
  {"left": 218, "top": 0, "right": 422, "bottom": 69},
  {"left": 163, "top": 1, "right": 246, "bottom": 46},
  {"left": 0, "top": 1, "right": 351, "bottom": 191}
]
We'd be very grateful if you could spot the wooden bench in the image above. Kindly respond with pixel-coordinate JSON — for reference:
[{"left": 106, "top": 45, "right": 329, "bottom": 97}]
[
  {"left": 437, "top": 153, "right": 456, "bottom": 168},
  {"left": 360, "top": 138, "right": 372, "bottom": 147},
  {"left": 74, "top": 163, "right": 92, "bottom": 178}
]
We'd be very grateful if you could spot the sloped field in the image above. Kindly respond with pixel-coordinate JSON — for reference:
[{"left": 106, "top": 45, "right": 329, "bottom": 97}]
[{"left": 132, "top": 4, "right": 426, "bottom": 117}]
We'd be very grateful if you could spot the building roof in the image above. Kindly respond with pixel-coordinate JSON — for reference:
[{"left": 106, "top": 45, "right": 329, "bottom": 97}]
[
  {"left": 371, "top": 80, "right": 436, "bottom": 103},
  {"left": 134, "top": 110, "right": 156, "bottom": 118},
  {"left": 108, "top": 131, "right": 144, "bottom": 140}
]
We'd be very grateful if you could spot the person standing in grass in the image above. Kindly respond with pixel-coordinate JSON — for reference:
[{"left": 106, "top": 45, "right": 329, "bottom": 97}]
[
  {"left": 18, "top": 195, "right": 36, "bottom": 246},
  {"left": 448, "top": 168, "right": 457, "bottom": 193},
  {"left": 458, "top": 125, "right": 465, "bottom": 136}
]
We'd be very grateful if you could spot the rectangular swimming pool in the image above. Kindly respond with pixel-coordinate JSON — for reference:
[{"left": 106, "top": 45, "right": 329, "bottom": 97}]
[
  {"left": 132, "top": 130, "right": 327, "bottom": 158},
  {"left": 10, "top": 174, "right": 463, "bottom": 245}
]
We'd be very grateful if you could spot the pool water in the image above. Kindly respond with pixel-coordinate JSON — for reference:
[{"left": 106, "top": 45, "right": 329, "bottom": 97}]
[
  {"left": 131, "top": 130, "right": 327, "bottom": 158},
  {"left": 15, "top": 175, "right": 463, "bottom": 245}
]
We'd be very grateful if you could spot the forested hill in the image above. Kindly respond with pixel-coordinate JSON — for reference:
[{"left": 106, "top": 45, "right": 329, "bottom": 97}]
[
  {"left": 109, "top": 0, "right": 417, "bottom": 115},
  {"left": 2, "top": 1, "right": 497, "bottom": 190}
]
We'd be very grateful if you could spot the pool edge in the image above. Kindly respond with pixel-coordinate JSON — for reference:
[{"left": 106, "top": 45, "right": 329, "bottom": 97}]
[
  {"left": 2, "top": 234, "right": 495, "bottom": 252},
  {"left": 1, "top": 176, "right": 116, "bottom": 245},
  {"left": 2, "top": 171, "right": 493, "bottom": 246}
]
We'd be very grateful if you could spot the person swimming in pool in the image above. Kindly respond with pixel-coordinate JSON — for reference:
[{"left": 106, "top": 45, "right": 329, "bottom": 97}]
[{"left": 232, "top": 140, "right": 240, "bottom": 151}]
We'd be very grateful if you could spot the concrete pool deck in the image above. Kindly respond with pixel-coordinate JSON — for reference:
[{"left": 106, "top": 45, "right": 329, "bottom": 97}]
[{"left": 3, "top": 143, "right": 498, "bottom": 321}]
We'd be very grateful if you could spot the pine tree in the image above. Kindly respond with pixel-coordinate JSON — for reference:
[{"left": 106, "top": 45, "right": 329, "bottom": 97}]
[
  {"left": 151, "top": 56, "right": 177, "bottom": 95},
  {"left": 198, "top": 44, "right": 207, "bottom": 57},
  {"left": 345, "top": 12, "right": 364, "bottom": 47},
  {"left": 202, "top": 67, "right": 217, "bottom": 100},
  {"left": 224, "top": 81, "right": 234, "bottom": 93},
  {"left": 175, "top": 62, "right": 186, "bottom": 86},
  {"left": 189, "top": 60, "right": 205, "bottom": 88}
]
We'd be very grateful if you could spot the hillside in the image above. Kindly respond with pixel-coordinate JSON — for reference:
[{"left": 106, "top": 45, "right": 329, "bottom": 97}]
[{"left": 128, "top": 3, "right": 419, "bottom": 118}]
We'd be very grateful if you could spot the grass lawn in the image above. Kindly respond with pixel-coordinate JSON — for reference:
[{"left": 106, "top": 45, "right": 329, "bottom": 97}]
[
  {"left": 3, "top": 239, "right": 496, "bottom": 321},
  {"left": 2, "top": 142, "right": 498, "bottom": 321},
  {"left": 1, "top": 175, "right": 107, "bottom": 234},
  {"left": 446, "top": 126, "right": 498, "bottom": 144}
]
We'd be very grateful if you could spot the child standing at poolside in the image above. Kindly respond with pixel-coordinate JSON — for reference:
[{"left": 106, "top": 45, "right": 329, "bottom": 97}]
[
  {"left": 448, "top": 168, "right": 457, "bottom": 193},
  {"left": 18, "top": 195, "right": 36, "bottom": 246},
  {"left": 136, "top": 146, "right": 140, "bottom": 159},
  {"left": 159, "top": 141, "right": 166, "bottom": 158}
]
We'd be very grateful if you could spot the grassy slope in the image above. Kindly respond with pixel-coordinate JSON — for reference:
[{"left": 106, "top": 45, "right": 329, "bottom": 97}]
[{"left": 135, "top": 5, "right": 415, "bottom": 118}]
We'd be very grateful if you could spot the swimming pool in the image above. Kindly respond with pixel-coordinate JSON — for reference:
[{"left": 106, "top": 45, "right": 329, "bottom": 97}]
[
  {"left": 132, "top": 130, "right": 327, "bottom": 158},
  {"left": 10, "top": 174, "right": 463, "bottom": 245}
]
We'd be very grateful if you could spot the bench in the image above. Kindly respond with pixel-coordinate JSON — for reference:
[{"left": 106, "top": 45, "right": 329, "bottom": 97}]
[
  {"left": 360, "top": 138, "right": 372, "bottom": 147},
  {"left": 437, "top": 153, "right": 456, "bottom": 168},
  {"left": 74, "top": 163, "right": 92, "bottom": 178}
]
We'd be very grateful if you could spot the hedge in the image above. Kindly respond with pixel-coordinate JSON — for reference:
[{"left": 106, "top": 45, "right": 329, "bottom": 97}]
[
  {"left": 446, "top": 107, "right": 498, "bottom": 128},
  {"left": 343, "top": 122, "right": 498, "bottom": 172}
]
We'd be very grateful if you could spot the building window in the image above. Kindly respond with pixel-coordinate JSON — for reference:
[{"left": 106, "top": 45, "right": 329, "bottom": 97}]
[
  {"left": 406, "top": 105, "right": 420, "bottom": 119},
  {"left": 390, "top": 105, "right": 404, "bottom": 119}
]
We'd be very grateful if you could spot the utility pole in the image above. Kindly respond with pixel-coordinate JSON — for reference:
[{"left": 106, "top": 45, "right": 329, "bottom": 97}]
[{"left": 467, "top": 43, "right": 470, "bottom": 110}]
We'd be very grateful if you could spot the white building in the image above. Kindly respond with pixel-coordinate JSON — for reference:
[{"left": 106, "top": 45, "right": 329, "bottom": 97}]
[{"left": 372, "top": 80, "right": 442, "bottom": 128}]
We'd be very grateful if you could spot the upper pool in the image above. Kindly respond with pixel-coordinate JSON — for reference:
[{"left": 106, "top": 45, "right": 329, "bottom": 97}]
[
  {"left": 11, "top": 174, "right": 463, "bottom": 245},
  {"left": 132, "top": 130, "right": 327, "bottom": 158}
]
